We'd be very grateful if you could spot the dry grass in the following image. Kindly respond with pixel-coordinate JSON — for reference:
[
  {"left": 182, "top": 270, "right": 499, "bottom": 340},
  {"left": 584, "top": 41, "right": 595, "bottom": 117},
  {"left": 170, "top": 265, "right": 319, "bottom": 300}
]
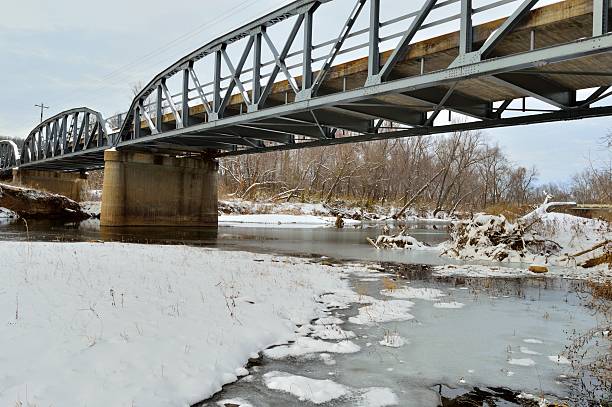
[
  {"left": 382, "top": 277, "right": 398, "bottom": 292},
  {"left": 589, "top": 280, "right": 612, "bottom": 301},
  {"left": 483, "top": 203, "right": 533, "bottom": 221}
]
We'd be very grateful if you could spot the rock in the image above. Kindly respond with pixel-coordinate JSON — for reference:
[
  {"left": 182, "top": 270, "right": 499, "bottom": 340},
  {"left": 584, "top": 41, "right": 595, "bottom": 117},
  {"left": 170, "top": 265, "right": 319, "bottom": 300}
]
[
  {"left": 528, "top": 265, "right": 549, "bottom": 274},
  {"left": 0, "top": 183, "right": 90, "bottom": 222}
]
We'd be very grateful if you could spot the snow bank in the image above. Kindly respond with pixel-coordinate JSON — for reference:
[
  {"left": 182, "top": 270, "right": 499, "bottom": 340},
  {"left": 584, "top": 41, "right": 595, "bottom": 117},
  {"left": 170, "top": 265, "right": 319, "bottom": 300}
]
[
  {"left": 219, "top": 199, "right": 394, "bottom": 221},
  {"left": 219, "top": 213, "right": 359, "bottom": 228},
  {"left": 0, "top": 242, "right": 349, "bottom": 407}
]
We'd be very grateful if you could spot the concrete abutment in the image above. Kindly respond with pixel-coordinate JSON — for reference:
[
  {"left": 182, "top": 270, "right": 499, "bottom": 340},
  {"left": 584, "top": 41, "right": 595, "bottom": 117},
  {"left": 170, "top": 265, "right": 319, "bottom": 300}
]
[
  {"left": 100, "top": 150, "right": 218, "bottom": 227},
  {"left": 12, "top": 169, "right": 88, "bottom": 202}
]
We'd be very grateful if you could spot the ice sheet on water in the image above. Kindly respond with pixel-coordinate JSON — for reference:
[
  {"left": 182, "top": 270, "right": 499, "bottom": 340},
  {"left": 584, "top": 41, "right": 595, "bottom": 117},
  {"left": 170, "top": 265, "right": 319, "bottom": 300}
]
[
  {"left": 349, "top": 300, "right": 415, "bottom": 325},
  {"left": 508, "top": 358, "right": 536, "bottom": 367},
  {"left": 263, "top": 371, "right": 350, "bottom": 404},
  {"left": 381, "top": 286, "right": 446, "bottom": 301},
  {"left": 263, "top": 337, "right": 360, "bottom": 359},
  {"left": 433, "top": 302, "right": 465, "bottom": 309}
]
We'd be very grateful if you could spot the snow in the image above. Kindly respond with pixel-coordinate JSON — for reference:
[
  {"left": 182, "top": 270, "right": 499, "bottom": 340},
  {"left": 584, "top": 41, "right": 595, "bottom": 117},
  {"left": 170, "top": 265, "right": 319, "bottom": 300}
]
[
  {"left": 348, "top": 300, "right": 415, "bottom": 325},
  {"left": 0, "top": 242, "right": 349, "bottom": 407},
  {"left": 379, "top": 332, "right": 406, "bottom": 348},
  {"left": 219, "top": 213, "right": 359, "bottom": 228},
  {"left": 433, "top": 264, "right": 530, "bottom": 278},
  {"left": 374, "top": 234, "right": 429, "bottom": 249},
  {"left": 548, "top": 355, "right": 571, "bottom": 365},
  {"left": 263, "top": 337, "right": 361, "bottom": 359},
  {"left": 309, "top": 323, "right": 356, "bottom": 340},
  {"left": 381, "top": 286, "right": 446, "bottom": 301},
  {"left": 508, "top": 358, "right": 536, "bottom": 367},
  {"left": 320, "top": 289, "right": 377, "bottom": 309},
  {"left": 261, "top": 372, "right": 398, "bottom": 406},
  {"left": 520, "top": 346, "right": 541, "bottom": 355},
  {"left": 315, "top": 316, "right": 344, "bottom": 325},
  {"left": 0, "top": 207, "right": 18, "bottom": 219},
  {"left": 262, "top": 371, "right": 349, "bottom": 404},
  {"left": 433, "top": 302, "right": 465, "bottom": 309}
]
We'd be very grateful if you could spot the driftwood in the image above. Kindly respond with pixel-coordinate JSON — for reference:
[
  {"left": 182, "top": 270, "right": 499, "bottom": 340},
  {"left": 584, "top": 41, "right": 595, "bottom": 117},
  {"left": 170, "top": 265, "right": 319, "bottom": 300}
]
[
  {"left": 0, "top": 183, "right": 89, "bottom": 221},
  {"left": 581, "top": 252, "right": 612, "bottom": 269},
  {"left": 393, "top": 168, "right": 444, "bottom": 219}
]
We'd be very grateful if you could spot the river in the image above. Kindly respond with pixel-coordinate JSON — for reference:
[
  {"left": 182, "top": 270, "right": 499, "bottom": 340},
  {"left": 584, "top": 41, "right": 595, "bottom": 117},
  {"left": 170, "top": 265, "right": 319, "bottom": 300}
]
[{"left": 0, "top": 218, "right": 606, "bottom": 406}]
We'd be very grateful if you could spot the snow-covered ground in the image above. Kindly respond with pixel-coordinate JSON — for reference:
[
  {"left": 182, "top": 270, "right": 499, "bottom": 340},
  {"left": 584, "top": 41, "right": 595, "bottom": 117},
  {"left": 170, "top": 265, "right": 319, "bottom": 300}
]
[
  {"left": 219, "top": 199, "right": 453, "bottom": 227},
  {"left": 219, "top": 213, "right": 360, "bottom": 228},
  {"left": 0, "top": 242, "right": 355, "bottom": 407}
]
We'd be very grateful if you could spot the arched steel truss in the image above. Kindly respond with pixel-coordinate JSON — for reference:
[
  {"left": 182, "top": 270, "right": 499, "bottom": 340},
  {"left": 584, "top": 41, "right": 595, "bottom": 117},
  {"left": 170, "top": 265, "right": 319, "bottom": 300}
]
[
  {"left": 0, "top": 140, "right": 20, "bottom": 173},
  {"left": 20, "top": 108, "right": 110, "bottom": 167}
]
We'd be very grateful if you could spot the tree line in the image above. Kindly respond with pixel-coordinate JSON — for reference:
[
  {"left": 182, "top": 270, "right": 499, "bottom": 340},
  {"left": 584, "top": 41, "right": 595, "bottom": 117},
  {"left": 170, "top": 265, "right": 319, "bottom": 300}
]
[{"left": 219, "top": 130, "right": 611, "bottom": 212}]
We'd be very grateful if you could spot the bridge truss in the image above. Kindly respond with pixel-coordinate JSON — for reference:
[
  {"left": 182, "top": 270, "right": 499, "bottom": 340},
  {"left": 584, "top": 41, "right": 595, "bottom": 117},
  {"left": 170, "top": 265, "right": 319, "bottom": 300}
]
[
  {"left": 18, "top": 108, "right": 112, "bottom": 171},
  {"left": 4, "top": 0, "right": 612, "bottom": 171}
]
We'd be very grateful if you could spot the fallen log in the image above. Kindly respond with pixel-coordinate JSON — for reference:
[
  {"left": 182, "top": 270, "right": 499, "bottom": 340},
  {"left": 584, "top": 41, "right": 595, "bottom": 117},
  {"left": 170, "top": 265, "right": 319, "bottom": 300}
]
[
  {"left": 581, "top": 252, "right": 612, "bottom": 269},
  {"left": 0, "top": 183, "right": 90, "bottom": 221}
]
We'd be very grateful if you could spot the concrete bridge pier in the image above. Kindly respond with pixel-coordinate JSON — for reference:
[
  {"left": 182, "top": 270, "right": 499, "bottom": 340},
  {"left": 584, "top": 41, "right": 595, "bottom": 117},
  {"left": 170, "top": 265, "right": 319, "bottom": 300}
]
[
  {"left": 100, "top": 149, "right": 218, "bottom": 227},
  {"left": 12, "top": 168, "right": 89, "bottom": 202}
]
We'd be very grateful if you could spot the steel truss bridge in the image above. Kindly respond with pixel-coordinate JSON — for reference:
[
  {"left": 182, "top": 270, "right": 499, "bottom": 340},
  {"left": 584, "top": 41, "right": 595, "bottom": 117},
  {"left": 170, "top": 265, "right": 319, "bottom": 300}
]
[{"left": 3, "top": 0, "right": 612, "bottom": 173}]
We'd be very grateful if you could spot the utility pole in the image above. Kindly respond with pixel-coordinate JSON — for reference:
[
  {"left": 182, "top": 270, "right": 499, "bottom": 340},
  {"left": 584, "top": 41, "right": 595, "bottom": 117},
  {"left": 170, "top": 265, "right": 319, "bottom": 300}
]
[{"left": 34, "top": 103, "right": 49, "bottom": 123}]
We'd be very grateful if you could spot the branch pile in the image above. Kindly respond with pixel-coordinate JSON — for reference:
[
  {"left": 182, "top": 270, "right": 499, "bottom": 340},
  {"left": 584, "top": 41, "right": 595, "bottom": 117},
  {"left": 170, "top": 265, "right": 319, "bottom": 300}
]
[
  {"left": 368, "top": 231, "right": 428, "bottom": 249},
  {"left": 0, "top": 183, "right": 89, "bottom": 221},
  {"left": 442, "top": 213, "right": 561, "bottom": 262},
  {"left": 443, "top": 202, "right": 611, "bottom": 269}
]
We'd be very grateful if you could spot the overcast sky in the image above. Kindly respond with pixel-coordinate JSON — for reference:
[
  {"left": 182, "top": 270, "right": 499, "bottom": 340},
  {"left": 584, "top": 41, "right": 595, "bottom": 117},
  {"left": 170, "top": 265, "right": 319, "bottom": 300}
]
[{"left": 1, "top": 0, "right": 610, "bottom": 185}]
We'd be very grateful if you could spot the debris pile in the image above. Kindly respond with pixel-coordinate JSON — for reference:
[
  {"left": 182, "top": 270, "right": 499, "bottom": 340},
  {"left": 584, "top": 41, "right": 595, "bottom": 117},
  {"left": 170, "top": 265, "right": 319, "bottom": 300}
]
[
  {"left": 442, "top": 213, "right": 561, "bottom": 262},
  {"left": 443, "top": 202, "right": 611, "bottom": 269}
]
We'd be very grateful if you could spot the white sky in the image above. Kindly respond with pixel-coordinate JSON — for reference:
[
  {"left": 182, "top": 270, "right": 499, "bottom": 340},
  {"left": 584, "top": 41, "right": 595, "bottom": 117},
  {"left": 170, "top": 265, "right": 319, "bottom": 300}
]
[{"left": 0, "top": 0, "right": 609, "bottom": 184}]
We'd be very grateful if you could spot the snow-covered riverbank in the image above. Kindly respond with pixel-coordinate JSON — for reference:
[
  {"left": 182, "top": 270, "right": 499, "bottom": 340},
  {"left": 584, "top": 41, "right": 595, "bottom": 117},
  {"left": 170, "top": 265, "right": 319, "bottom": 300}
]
[{"left": 0, "top": 242, "right": 354, "bottom": 407}]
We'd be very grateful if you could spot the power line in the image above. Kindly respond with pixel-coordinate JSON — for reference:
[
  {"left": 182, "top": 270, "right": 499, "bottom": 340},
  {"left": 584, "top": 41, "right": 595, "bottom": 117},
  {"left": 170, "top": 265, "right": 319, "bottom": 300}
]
[
  {"left": 48, "top": 0, "right": 268, "bottom": 108},
  {"left": 98, "top": 0, "right": 260, "bottom": 83}
]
